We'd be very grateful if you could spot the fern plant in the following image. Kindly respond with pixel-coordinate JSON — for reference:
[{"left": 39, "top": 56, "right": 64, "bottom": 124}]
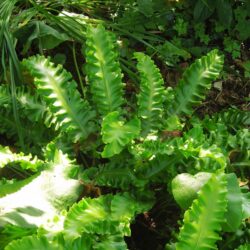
[{"left": 0, "top": 24, "right": 249, "bottom": 250}]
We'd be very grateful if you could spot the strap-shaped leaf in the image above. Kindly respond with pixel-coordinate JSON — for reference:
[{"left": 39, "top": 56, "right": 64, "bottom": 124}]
[
  {"left": 5, "top": 235, "right": 62, "bottom": 250},
  {"left": 64, "top": 195, "right": 120, "bottom": 238},
  {"left": 94, "top": 234, "right": 127, "bottom": 250},
  {"left": 85, "top": 24, "right": 125, "bottom": 116},
  {"left": 135, "top": 52, "right": 165, "bottom": 135},
  {"left": 176, "top": 173, "right": 228, "bottom": 250},
  {"left": 212, "top": 108, "right": 250, "bottom": 128},
  {"left": 0, "top": 148, "right": 81, "bottom": 228},
  {"left": 101, "top": 111, "right": 141, "bottom": 158},
  {"left": 22, "top": 56, "right": 96, "bottom": 142},
  {"left": 0, "top": 145, "right": 41, "bottom": 171},
  {"left": 235, "top": 244, "right": 250, "bottom": 250},
  {"left": 5, "top": 234, "right": 94, "bottom": 250},
  {"left": 64, "top": 193, "right": 152, "bottom": 239},
  {"left": 222, "top": 173, "right": 243, "bottom": 232},
  {"left": 81, "top": 162, "right": 144, "bottom": 190},
  {"left": 168, "top": 49, "right": 224, "bottom": 116}
]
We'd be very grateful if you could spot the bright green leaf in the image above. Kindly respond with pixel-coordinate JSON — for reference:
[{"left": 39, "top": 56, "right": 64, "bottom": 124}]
[
  {"left": 222, "top": 173, "right": 243, "bottom": 232},
  {"left": 101, "top": 112, "right": 141, "bottom": 158}
]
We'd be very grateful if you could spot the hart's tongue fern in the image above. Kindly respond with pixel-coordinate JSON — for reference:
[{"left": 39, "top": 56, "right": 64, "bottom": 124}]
[{"left": 1, "top": 23, "right": 242, "bottom": 250}]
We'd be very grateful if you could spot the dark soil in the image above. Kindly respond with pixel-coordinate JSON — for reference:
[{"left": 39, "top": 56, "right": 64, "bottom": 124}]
[{"left": 126, "top": 189, "right": 181, "bottom": 250}]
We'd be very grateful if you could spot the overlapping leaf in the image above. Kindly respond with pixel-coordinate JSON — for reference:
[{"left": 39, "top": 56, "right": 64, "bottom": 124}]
[
  {"left": 222, "top": 173, "right": 243, "bottom": 232},
  {"left": 5, "top": 235, "right": 62, "bottom": 250},
  {"left": 101, "top": 111, "right": 141, "bottom": 158},
  {"left": 0, "top": 148, "right": 81, "bottom": 228},
  {"left": 64, "top": 193, "right": 152, "bottom": 239}
]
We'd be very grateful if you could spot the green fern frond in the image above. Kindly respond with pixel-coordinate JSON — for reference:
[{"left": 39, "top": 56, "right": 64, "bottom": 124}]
[
  {"left": 0, "top": 145, "right": 42, "bottom": 171},
  {"left": 176, "top": 173, "right": 228, "bottom": 250},
  {"left": 64, "top": 194, "right": 116, "bottom": 238},
  {"left": 101, "top": 111, "right": 141, "bottom": 158},
  {"left": 0, "top": 109, "right": 20, "bottom": 138},
  {"left": 0, "top": 225, "right": 36, "bottom": 250},
  {"left": 94, "top": 234, "right": 127, "bottom": 250},
  {"left": 64, "top": 193, "right": 152, "bottom": 239},
  {"left": 0, "top": 148, "right": 81, "bottom": 228},
  {"left": 0, "top": 109, "right": 55, "bottom": 155},
  {"left": 22, "top": 55, "right": 96, "bottom": 142},
  {"left": 129, "top": 138, "right": 176, "bottom": 161},
  {"left": 212, "top": 108, "right": 250, "bottom": 128},
  {"left": 5, "top": 233, "right": 95, "bottom": 250},
  {"left": 235, "top": 244, "right": 250, "bottom": 250},
  {"left": 0, "top": 86, "right": 56, "bottom": 154},
  {"left": 136, "top": 155, "right": 178, "bottom": 181},
  {"left": 4, "top": 235, "right": 62, "bottom": 250},
  {"left": 0, "top": 84, "right": 54, "bottom": 125},
  {"left": 85, "top": 24, "right": 125, "bottom": 116},
  {"left": 81, "top": 162, "right": 146, "bottom": 190},
  {"left": 0, "top": 85, "right": 10, "bottom": 106},
  {"left": 168, "top": 49, "right": 224, "bottom": 116},
  {"left": 15, "top": 87, "right": 53, "bottom": 124},
  {"left": 134, "top": 52, "right": 165, "bottom": 134}
]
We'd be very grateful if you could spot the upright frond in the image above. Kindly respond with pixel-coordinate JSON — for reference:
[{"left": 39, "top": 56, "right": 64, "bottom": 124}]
[
  {"left": 85, "top": 24, "right": 125, "bottom": 116},
  {"left": 168, "top": 49, "right": 224, "bottom": 116},
  {"left": 22, "top": 56, "right": 96, "bottom": 142},
  {"left": 135, "top": 52, "right": 165, "bottom": 135},
  {"left": 176, "top": 173, "right": 228, "bottom": 250}
]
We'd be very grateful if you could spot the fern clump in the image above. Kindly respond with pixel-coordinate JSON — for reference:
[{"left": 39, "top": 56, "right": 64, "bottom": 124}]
[{"left": 0, "top": 22, "right": 249, "bottom": 250}]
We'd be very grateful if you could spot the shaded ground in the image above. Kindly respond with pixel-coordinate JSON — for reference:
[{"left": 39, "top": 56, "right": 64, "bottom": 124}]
[{"left": 126, "top": 189, "right": 180, "bottom": 250}]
